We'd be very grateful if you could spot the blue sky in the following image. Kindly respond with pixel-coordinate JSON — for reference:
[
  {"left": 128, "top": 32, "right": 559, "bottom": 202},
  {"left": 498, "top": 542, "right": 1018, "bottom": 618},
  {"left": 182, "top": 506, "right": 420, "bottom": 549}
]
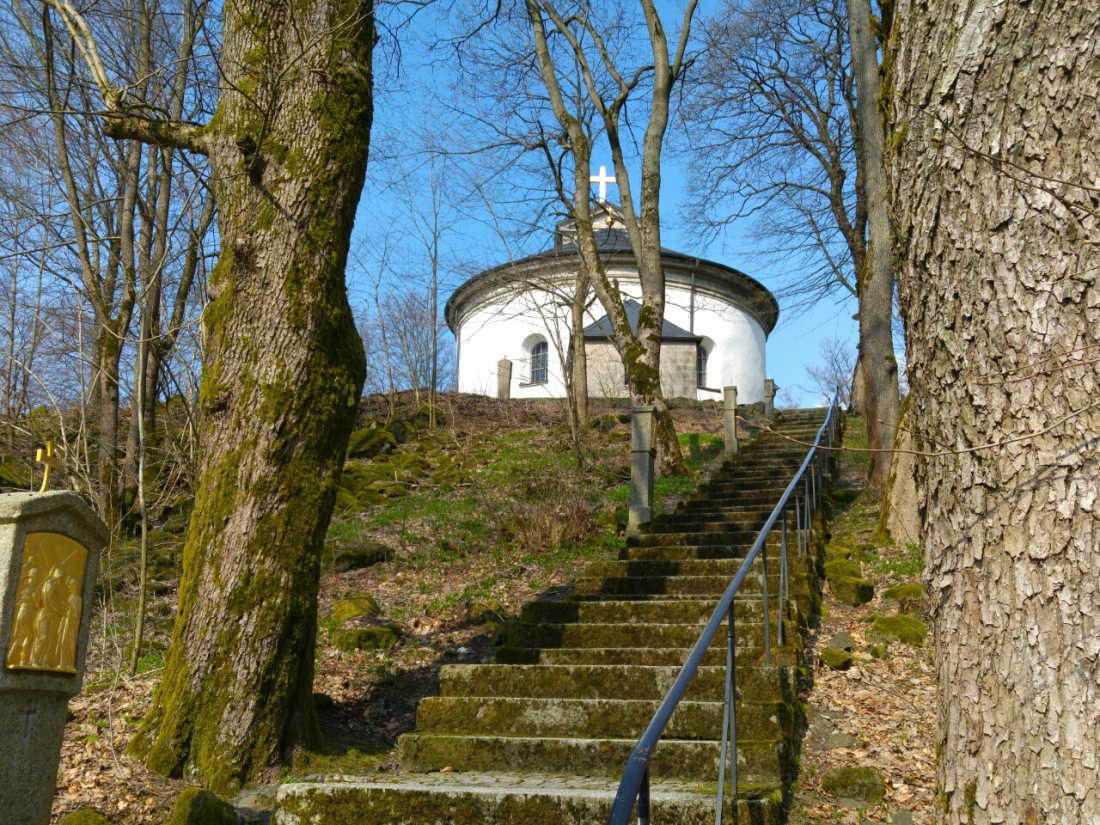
[{"left": 350, "top": 0, "right": 868, "bottom": 408}]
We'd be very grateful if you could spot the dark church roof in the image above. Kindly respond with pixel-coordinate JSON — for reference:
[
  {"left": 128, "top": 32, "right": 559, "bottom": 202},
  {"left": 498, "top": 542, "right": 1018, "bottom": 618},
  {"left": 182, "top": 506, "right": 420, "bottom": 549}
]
[
  {"left": 582, "top": 299, "right": 702, "bottom": 342},
  {"left": 445, "top": 214, "right": 779, "bottom": 336}
]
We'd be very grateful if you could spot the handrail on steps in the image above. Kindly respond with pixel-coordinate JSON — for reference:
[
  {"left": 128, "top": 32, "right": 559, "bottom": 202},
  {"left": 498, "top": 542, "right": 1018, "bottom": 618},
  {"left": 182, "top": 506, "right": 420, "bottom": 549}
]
[{"left": 607, "top": 391, "right": 842, "bottom": 825}]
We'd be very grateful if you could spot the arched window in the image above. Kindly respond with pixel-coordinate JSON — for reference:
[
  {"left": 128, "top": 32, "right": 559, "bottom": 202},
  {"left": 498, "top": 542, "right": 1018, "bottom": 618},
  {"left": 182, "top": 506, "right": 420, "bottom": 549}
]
[
  {"left": 531, "top": 341, "right": 549, "bottom": 384},
  {"left": 696, "top": 344, "right": 708, "bottom": 388}
]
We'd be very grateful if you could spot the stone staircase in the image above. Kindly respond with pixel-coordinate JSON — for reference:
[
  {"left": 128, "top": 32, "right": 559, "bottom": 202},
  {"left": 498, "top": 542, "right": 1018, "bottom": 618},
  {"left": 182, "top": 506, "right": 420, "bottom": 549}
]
[{"left": 276, "top": 408, "right": 830, "bottom": 824}]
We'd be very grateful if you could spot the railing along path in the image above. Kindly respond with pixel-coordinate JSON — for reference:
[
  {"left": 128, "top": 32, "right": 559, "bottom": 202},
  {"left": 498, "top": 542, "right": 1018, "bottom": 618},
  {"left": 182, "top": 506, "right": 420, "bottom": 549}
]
[{"left": 607, "top": 394, "right": 841, "bottom": 825}]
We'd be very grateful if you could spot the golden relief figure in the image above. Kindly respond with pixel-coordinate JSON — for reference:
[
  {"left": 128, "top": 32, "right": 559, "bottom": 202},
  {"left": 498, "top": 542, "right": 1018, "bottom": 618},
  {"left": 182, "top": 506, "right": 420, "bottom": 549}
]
[{"left": 6, "top": 532, "right": 87, "bottom": 673}]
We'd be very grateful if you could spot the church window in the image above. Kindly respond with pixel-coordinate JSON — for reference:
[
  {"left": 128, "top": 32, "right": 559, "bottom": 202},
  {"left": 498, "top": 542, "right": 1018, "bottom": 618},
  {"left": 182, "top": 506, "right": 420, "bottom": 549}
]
[
  {"left": 531, "top": 341, "right": 549, "bottom": 384},
  {"left": 696, "top": 344, "right": 708, "bottom": 388}
]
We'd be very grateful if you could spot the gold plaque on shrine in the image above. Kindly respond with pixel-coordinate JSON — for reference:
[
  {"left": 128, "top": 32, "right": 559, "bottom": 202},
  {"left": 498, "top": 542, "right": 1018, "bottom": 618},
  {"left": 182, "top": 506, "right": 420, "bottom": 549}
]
[{"left": 6, "top": 532, "right": 87, "bottom": 673}]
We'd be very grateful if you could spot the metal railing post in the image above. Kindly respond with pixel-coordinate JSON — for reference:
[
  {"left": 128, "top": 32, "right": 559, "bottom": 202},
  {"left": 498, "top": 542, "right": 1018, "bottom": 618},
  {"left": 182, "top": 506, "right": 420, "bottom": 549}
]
[
  {"left": 795, "top": 494, "right": 802, "bottom": 557},
  {"left": 639, "top": 768, "right": 650, "bottom": 825},
  {"left": 760, "top": 533, "right": 771, "bottom": 666},
  {"left": 716, "top": 603, "right": 737, "bottom": 824},
  {"left": 778, "top": 522, "right": 787, "bottom": 648}
]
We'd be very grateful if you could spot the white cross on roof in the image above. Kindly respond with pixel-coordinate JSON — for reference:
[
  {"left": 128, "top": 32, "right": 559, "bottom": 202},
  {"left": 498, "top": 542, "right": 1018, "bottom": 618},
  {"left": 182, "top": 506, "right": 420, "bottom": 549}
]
[{"left": 589, "top": 165, "right": 616, "bottom": 203}]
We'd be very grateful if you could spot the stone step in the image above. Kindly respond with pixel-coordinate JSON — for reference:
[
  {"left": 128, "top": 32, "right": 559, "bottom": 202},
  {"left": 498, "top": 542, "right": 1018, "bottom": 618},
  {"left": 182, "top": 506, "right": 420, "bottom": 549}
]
[
  {"left": 678, "top": 489, "right": 790, "bottom": 507},
  {"left": 654, "top": 512, "right": 771, "bottom": 530},
  {"left": 571, "top": 573, "right": 809, "bottom": 599},
  {"left": 627, "top": 529, "right": 776, "bottom": 548},
  {"left": 274, "top": 773, "right": 785, "bottom": 825},
  {"left": 583, "top": 557, "right": 803, "bottom": 578},
  {"left": 620, "top": 544, "right": 796, "bottom": 561},
  {"left": 415, "top": 696, "right": 796, "bottom": 741},
  {"left": 521, "top": 597, "right": 796, "bottom": 626},
  {"left": 495, "top": 619, "right": 799, "bottom": 651},
  {"left": 437, "top": 664, "right": 798, "bottom": 703},
  {"left": 397, "top": 733, "right": 788, "bottom": 783},
  {"left": 494, "top": 645, "right": 802, "bottom": 668}
]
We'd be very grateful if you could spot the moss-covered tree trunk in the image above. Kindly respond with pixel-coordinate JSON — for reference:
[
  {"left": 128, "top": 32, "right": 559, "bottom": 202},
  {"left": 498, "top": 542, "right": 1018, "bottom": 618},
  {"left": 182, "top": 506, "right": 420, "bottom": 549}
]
[
  {"left": 86, "top": 0, "right": 376, "bottom": 792},
  {"left": 889, "top": 0, "right": 1100, "bottom": 820}
]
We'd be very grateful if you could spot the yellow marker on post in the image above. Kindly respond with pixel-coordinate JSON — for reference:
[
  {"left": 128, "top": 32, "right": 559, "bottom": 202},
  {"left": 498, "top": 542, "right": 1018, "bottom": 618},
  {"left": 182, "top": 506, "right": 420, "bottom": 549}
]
[{"left": 36, "top": 441, "right": 61, "bottom": 493}]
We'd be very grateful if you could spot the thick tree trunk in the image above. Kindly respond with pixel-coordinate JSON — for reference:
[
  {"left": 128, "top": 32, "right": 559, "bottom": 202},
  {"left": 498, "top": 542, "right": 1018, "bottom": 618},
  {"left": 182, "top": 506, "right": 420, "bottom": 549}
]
[
  {"left": 846, "top": 0, "right": 899, "bottom": 497},
  {"left": 889, "top": 1, "right": 1100, "bottom": 821},
  {"left": 129, "top": 0, "right": 372, "bottom": 793}
]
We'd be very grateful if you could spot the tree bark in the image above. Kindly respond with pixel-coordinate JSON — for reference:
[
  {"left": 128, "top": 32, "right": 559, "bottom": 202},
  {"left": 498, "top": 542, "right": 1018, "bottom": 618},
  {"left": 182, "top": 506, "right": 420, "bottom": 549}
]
[
  {"left": 846, "top": 0, "right": 899, "bottom": 497},
  {"left": 123, "top": 0, "right": 373, "bottom": 792},
  {"left": 889, "top": 1, "right": 1100, "bottom": 821}
]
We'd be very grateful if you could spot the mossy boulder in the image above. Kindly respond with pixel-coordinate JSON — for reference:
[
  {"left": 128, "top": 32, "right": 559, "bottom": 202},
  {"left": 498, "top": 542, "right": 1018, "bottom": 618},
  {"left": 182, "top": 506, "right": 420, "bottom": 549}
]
[
  {"left": 830, "top": 576, "right": 876, "bottom": 606},
  {"left": 332, "top": 624, "right": 402, "bottom": 651},
  {"left": 883, "top": 582, "right": 925, "bottom": 613},
  {"left": 329, "top": 541, "right": 393, "bottom": 573},
  {"left": 331, "top": 596, "right": 381, "bottom": 627},
  {"left": 347, "top": 426, "right": 397, "bottom": 459},
  {"left": 820, "top": 648, "right": 854, "bottom": 671},
  {"left": 59, "top": 812, "right": 114, "bottom": 825},
  {"left": 822, "top": 766, "right": 886, "bottom": 803},
  {"left": 824, "top": 558, "right": 862, "bottom": 580},
  {"left": 828, "top": 630, "right": 856, "bottom": 651},
  {"left": 870, "top": 614, "right": 928, "bottom": 645},
  {"left": 468, "top": 599, "right": 507, "bottom": 625},
  {"left": 167, "top": 789, "right": 238, "bottom": 825},
  {"left": 869, "top": 644, "right": 888, "bottom": 659}
]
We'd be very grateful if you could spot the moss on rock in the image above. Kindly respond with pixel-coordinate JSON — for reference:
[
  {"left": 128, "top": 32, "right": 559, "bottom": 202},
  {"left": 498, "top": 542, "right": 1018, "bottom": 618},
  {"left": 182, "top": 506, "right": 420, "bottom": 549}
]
[
  {"left": 821, "top": 766, "right": 886, "bottom": 803},
  {"left": 820, "top": 648, "right": 854, "bottom": 671},
  {"left": 58, "top": 811, "right": 114, "bottom": 825},
  {"left": 830, "top": 575, "right": 876, "bottom": 606},
  {"left": 870, "top": 614, "right": 927, "bottom": 645},
  {"left": 167, "top": 789, "right": 238, "bottom": 825},
  {"left": 824, "top": 558, "right": 862, "bottom": 580},
  {"left": 468, "top": 599, "right": 507, "bottom": 625},
  {"left": 347, "top": 426, "right": 397, "bottom": 459},
  {"left": 332, "top": 624, "right": 402, "bottom": 651},
  {"left": 883, "top": 582, "right": 925, "bottom": 613},
  {"left": 326, "top": 542, "right": 392, "bottom": 573},
  {"left": 331, "top": 596, "right": 381, "bottom": 627}
]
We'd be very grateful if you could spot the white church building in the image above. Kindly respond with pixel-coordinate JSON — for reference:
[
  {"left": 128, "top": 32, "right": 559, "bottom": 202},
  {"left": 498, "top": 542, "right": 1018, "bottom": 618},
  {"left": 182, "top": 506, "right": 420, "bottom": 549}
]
[{"left": 445, "top": 202, "right": 778, "bottom": 403}]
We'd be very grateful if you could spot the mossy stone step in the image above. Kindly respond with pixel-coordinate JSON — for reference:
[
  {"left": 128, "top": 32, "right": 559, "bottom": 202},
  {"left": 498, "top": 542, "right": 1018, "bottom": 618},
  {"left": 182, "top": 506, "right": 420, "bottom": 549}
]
[
  {"left": 493, "top": 644, "right": 803, "bottom": 668},
  {"left": 274, "top": 773, "right": 785, "bottom": 825},
  {"left": 572, "top": 572, "right": 811, "bottom": 598},
  {"left": 654, "top": 513, "right": 771, "bottom": 530},
  {"left": 496, "top": 618, "right": 799, "bottom": 651},
  {"left": 437, "top": 664, "right": 798, "bottom": 703},
  {"left": 521, "top": 597, "right": 784, "bottom": 626},
  {"left": 397, "top": 733, "right": 789, "bottom": 783},
  {"left": 415, "top": 696, "right": 797, "bottom": 741},
  {"left": 621, "top": 543, "right": 791, "bottom": 561},
  {"left": 650, "top": 515, "right": 770, "bottom": 533},
  {"left": 583, "top": 558, "right": 766, "bottom": 578},
  {"left": 627, "top": 529, "right": 762, "bottom": 548}
]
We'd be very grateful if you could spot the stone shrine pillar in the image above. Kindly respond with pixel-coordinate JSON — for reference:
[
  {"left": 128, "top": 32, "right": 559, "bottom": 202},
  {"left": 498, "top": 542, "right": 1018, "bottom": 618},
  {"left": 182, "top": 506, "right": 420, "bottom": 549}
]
[
  {"left": 723, "top": 386, "right": 739, "bottom": 456},
  {"left": 764, "top": 378, "right": 777, "bottom": 418},
  {"left": 0, "top": 492, "right": 107, "bottom": 825},
  {"left": 628, "top": 406, "right": 656, "bottom": 534},
  {"left": 497, "top": 359, "right": 512, "bottom": 400}
]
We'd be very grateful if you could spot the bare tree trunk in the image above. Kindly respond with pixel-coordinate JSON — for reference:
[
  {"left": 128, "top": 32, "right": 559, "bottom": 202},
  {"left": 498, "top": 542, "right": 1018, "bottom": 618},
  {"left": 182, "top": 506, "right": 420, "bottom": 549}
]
[
  {"left": 571, "top": 271, "right": 589, "bottom": 428},
  {"left": 889, "top": 0, "right": 1100, "bottom": 820},
  {"left": 846, "top": 0, "right": 899, "bottom": 497}
]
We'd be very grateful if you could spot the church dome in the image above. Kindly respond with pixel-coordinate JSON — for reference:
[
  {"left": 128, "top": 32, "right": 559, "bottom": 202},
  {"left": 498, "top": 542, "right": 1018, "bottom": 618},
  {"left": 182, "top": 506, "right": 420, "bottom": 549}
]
[{"left": 446, "top": 207, "right": 778, "bottom": 402}]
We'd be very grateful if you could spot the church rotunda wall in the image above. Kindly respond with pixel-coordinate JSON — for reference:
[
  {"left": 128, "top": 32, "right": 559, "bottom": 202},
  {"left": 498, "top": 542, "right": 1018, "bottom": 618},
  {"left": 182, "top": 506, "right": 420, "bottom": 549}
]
[{"left": 446, "top": 215, "right": 777, "bottom": 403}]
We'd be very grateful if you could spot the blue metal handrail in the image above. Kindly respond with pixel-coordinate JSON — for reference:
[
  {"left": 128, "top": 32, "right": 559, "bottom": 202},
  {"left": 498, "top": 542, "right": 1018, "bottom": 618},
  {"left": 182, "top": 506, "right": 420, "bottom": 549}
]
[{"left": 607, "top": 392, "right": 841, "bottom": 825}]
